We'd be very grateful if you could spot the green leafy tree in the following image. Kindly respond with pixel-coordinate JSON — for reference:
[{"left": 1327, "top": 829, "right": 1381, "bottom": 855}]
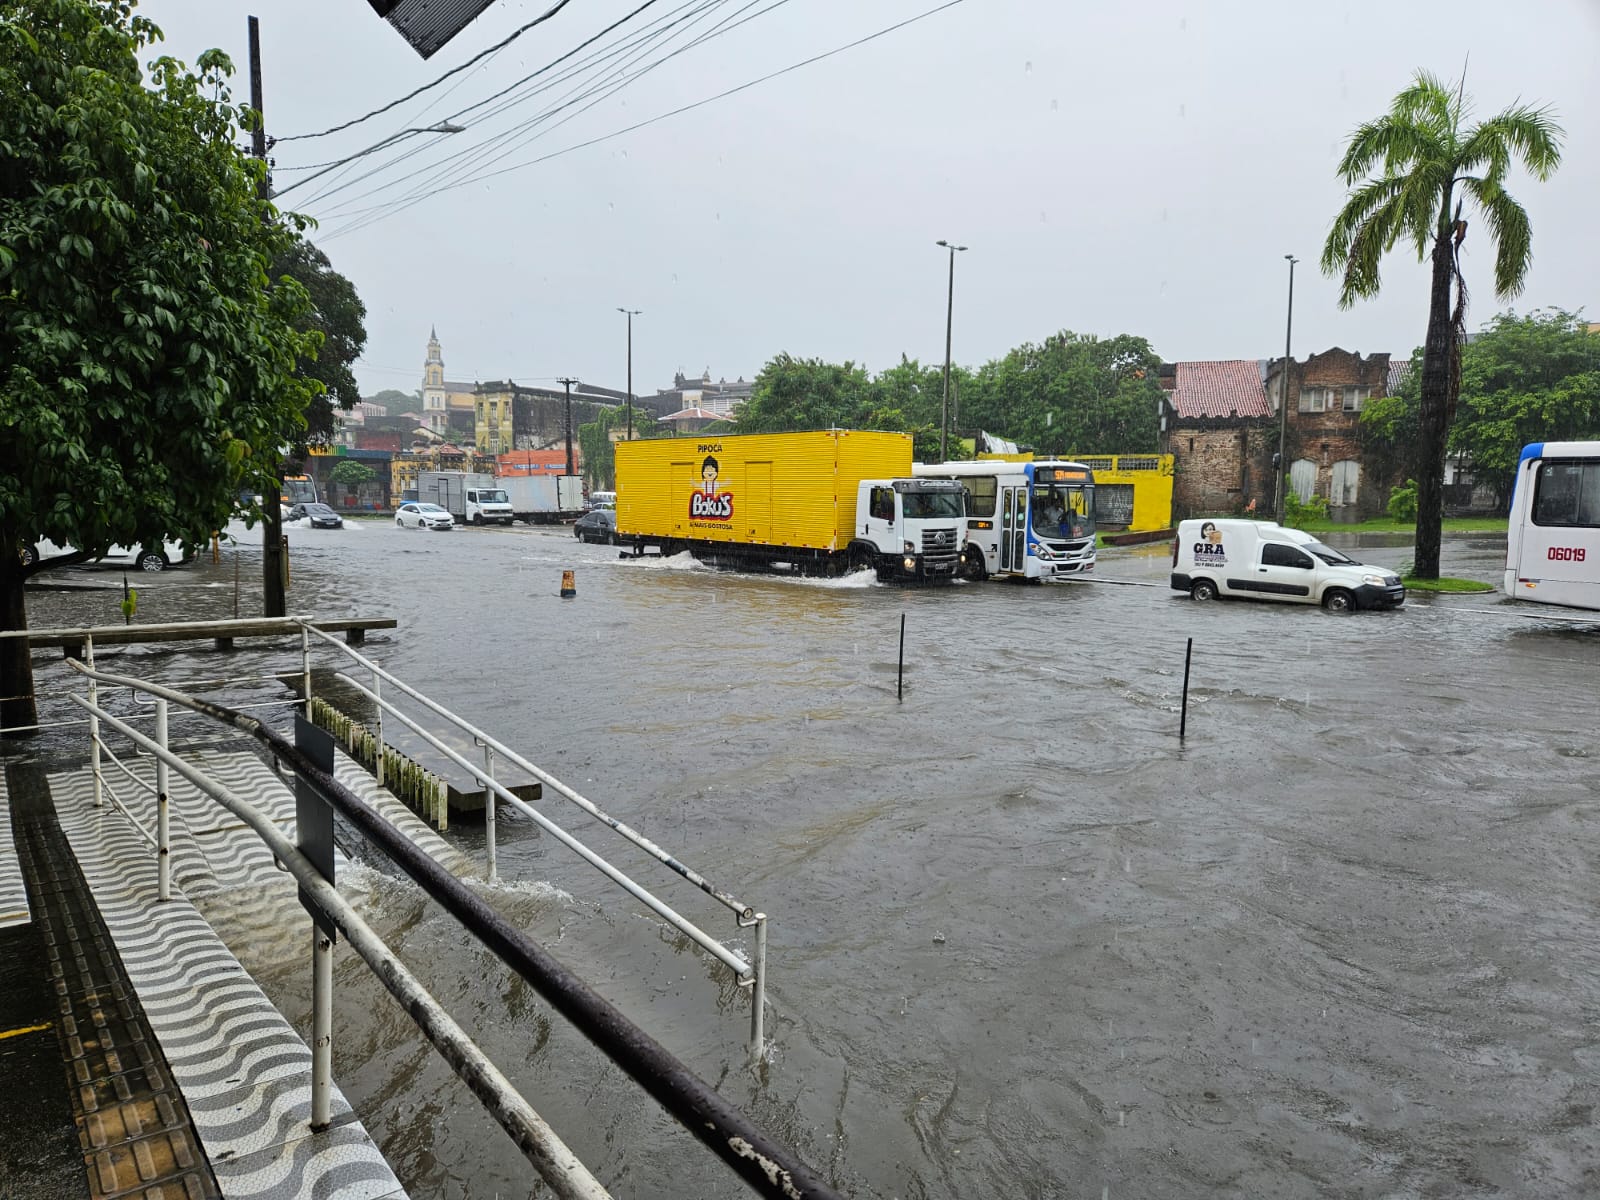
[
  {"left": 275, "top": 237, "right": 366, "bottom": 445},
  {"left": 732, "top": 354, "right": 876, "bottom": 434},
  {"left": 579, "top": 405, "right": 657, "bottom": 491},
  {"left": 364, "top": 388, "right": 418, "bottom": 411},
  {"left": 1322, "top": 71, "right": 1562, "bottom": 578},
  {"left": 0, "top": 0, "right": 321, "bottom": 734},
  {"left": 1364, "top": 310, "right": 1600, "bottom": 508},
  {"left": 960, "top": 331, "right": 1163, "bottom": 455},
  {"left": 329, "top": 458, "right": 376, "bottom": 486}
]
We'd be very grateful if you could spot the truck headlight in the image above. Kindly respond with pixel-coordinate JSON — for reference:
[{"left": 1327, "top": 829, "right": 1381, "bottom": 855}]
[
  {"left": 1361, "top": 573, "right": 1385, "bottom": 586},
  {"left": 903, "top": 556, "right": 916, "bottom": 572}
]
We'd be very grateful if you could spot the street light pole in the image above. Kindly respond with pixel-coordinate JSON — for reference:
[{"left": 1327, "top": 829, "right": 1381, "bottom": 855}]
[
  {"left": 557, "top": 377, "right": 578, "bottom": 478},
  {"left": 249, "top": 16, "right": 288, "bottom": 619},
  {"left": 1273, "top": 255, "right": 1298, "bottom": 524},
  {"left": 617, "top": 308, "right": 641, "bottom": 440},
  {"left": 936, "top": 239, "right": 967, "bottom": 461}
]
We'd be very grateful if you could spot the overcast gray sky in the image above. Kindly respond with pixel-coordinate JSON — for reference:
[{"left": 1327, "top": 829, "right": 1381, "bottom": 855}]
[{"left": 140, "top": 0, "right": 1598, "bottom": 401}]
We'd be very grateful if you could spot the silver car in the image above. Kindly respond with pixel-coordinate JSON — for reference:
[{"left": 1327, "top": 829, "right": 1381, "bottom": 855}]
[{"left": 396, "top": 502, "right": 455, "bottom": 531}]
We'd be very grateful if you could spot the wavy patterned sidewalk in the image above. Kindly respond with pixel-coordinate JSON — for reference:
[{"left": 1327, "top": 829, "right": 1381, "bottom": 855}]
[{"left": 47, "top": 743, "right": 427, "bottom": 1200}]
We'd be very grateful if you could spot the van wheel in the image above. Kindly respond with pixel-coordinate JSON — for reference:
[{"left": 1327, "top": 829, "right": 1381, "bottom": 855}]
[
  {"left": 1323, "top": 588, "right": 1355, "bottom": 612},
  {"left": 1190, "top": 578, "right": 1218, "bottom": 601}
]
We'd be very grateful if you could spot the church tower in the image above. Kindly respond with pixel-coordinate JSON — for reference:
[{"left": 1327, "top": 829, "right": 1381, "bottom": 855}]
[{"left": 422, "top": 327, "right": 447, "bottom": 432}]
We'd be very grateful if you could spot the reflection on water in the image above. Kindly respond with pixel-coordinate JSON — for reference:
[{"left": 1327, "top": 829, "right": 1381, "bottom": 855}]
[{"left": 12, "top": 519, "right": 1599, "bottom": 1198}]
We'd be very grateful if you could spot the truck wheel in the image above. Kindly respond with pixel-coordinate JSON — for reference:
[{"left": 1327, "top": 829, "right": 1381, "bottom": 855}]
[
  {"left": 1322, "top": 588, "right": 1355, "bottom": 612},
  {"left": 960, "top": 546, "right": 987, "bottom": 581},
  {"left": 1190, "top": 578, "right": 1218, "bottom": 601},
  {"left": 849, "top": 547, "right": 875, "bottom": 575},
  {"left": 472, "top": 513, "right": 483, "bottom": 526}
]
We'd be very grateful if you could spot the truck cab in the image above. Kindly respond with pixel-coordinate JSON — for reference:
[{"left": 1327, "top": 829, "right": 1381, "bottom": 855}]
[
  {"left": 464, "top": 486, "right": 514, "bottom": 526},
  {"left": 851, "top": 478, "right": 965, "bottom": 582},
  {"left": 1172, "top": 518, "right": 1405, "bottom": 611}
]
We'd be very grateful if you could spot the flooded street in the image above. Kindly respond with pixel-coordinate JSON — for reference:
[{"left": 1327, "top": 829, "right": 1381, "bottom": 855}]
[{"left": 15, "top": 520, "right": 1600, "bottom": 1198}]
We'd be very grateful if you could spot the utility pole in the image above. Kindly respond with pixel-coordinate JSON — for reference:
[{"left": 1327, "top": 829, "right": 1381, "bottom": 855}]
[
  {"left": 617, "top": 308, "right": 641, "bottom": 440},
  {"left": 1273, "top": 255, "right": 1298, "bottom": 525},
  {"left": 558, "top": 378, "right": 578, "bottom": 478},
  {"left": 936, "top": 240, "right": 967, "bottom": 462},
  {"left": 250, "top": 16, "right": 286, "bottom": 618}
]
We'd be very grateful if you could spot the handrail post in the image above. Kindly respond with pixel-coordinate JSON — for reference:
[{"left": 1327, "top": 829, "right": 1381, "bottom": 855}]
[
  {"left": 372, "top": 669, "right": 384, "bottom": 786},
  {"left": 483, "top": 743, "right": 497, "bottom": 882},
  {"left": 155, "top": 698, "right": 171, "bottom": 902},
  {"left": 311, "top": 928, "right": 333, "bottom": 1131},
  {"left": 86, "top": 634, "right": 103, "bottom": 806},
  {"left": 749, "top": 914, "right": 767, "bottom": 1066},
  {"left": 300, "top": 623, "right": 312, "bottom": 714}
]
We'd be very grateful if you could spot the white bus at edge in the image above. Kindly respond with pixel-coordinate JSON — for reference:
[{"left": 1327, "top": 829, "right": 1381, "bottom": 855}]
[
  {"left": 1505, "top": 440, "right": 1600, "bottom": 612},
  {"left": 912, "top": 459, "right": 1098, "bottom": 581}
]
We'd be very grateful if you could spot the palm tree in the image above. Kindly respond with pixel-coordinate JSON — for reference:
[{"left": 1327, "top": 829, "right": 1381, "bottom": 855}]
[{"left": 1322, "top": 71, "right": 1561, "bottom": 578}]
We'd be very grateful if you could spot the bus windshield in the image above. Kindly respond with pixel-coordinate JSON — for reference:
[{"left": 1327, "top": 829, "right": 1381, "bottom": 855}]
[
  {"left": 903, "top": 491, "right": 966, "bottom": 520},
  {"left": 1030, "top": 482, "right": 1095, "bottom": 539}
]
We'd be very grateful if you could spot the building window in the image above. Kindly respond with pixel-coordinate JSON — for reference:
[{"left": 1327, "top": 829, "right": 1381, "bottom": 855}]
[
  {"left": 1342, "top": 386, "right": 1369, "bottom": 412},
  {"left": 1298, "top": 387, "right": 1329, "bottom": 413}
]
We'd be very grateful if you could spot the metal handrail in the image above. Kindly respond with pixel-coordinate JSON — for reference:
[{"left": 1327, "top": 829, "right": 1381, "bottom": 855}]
[
  {"left": 65, "top": 660, "right": 840, "bottom": 1200},
  {"left": 297, "top": 620, "right": 755, "bottom": 919},
  {"left": 332, "top": 669, "right": 751, "bottom": 978},
  {"left": 67, "top": 687, "right": 611, "bottom": 1200}
]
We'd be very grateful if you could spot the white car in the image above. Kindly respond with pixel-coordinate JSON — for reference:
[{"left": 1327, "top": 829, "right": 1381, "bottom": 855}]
[
  {"left": 21, "top": 538, "right": 189, "bottom": 572},
  {"left": 396, "top": 502, "right": 455, "bottom": 531}
]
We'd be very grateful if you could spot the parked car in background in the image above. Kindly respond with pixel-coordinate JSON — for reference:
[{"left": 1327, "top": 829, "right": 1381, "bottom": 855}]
[
  {"left": 20, "top": 538, "right": 190, "bottom": 572},
  {"left": 290, "top": 502, "right": 344, "bottom": 529},
  {"left": 396, "top": 502, "right": 455, "bottom": 531},
  {"left": 573, "top": 508, "right": 618, "bottom": 544},
  {"left": 585, "top": 490, "right": 617, "bottom": 512}
]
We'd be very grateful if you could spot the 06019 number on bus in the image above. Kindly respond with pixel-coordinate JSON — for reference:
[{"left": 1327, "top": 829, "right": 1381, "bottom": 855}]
[{"left": 1548, "top": 546, "right": 1587, "bottom": 562}]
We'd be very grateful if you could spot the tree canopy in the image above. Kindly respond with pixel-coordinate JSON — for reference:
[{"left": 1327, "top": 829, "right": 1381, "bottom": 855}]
[
  {"left": 0, "top": 0, "right": 322, "bottom": 731},
  {"left": 1321, "top": 70, "right": 1562, "bottom": 576},
  {"left": 276, "top": 237, "right": 367, "bottom": 446},
  {"left": 1363, "top": 309, "right": 1600, "bottom": 506}
]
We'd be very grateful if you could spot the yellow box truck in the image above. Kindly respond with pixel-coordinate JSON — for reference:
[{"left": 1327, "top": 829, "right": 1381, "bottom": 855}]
[{"left": 614, "top": 430, "right": 966, "bottom": 581}]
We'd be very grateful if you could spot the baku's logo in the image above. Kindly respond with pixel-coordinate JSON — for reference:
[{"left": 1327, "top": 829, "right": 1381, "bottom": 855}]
[{"left": 689, "top": 454, "right": 734, "bottom": 521}]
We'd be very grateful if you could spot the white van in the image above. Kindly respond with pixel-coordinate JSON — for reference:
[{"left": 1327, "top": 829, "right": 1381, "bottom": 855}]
[{"left": 1171, "top": 519, "right": 1405, "bottom": 611}]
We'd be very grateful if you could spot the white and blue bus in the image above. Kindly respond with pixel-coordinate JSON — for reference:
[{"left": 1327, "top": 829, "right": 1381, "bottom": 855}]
[
  {"left": 912, "top": 459, "right": 1096, "bottom": 581},
  {"left": 1504, "top": 441, "right": 1600, "bottom": 612}
]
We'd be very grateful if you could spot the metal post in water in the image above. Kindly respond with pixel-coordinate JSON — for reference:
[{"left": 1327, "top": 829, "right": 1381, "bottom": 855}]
[
  {"left": 1179, "top": 636, "right": 1193, "bottom": 741},
  {"left": 300, "top": 624, "right": 312, "bottom": 713},
  {"left": 86, "top": 635, "right": 103, "bottom": 806},
  {"left": 749, "top": 913, "right": 768, "bottom": 1066},
  {"left": 897, "top": 613, "right": 905, "bottom": 702},
  {"left": 483, "top": 744, "right": 498, "bottom": 881},
  {"left": 371, "top": 669, "right": 384, "bottom": 785},
  {"left": 156, "top": 698, "right": 171, "bottom": 901},
  {"left": 310, "top": 928, "right": 333, "bottom": 1131}
]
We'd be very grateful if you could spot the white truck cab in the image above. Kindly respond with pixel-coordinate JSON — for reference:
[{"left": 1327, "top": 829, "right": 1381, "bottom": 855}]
[
  {"left": 1171, "top": 518, "right": 1404, "bottom": 611},
  {"left": 852, "top": 478, "right": 965, "bottom": 582}
]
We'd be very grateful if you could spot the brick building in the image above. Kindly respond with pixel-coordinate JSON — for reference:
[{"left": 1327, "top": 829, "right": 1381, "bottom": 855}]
[{"left": 1166, "top": 349, "right": 1399, "bottom": 520}]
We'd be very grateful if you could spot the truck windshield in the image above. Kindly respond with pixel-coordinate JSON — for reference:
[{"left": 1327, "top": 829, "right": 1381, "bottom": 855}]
[
  {"left": 479, "top": 490, "right": 508, "bottom": 504},
  {"left": 1030, "top": 483, "right": 1095, "bottom": 539},
  {"left": 1306, "top": 541, "right": 1357, "bottom": 565},
  {"left": 902, "top": 491, "right": 965, "bottom": 519}
]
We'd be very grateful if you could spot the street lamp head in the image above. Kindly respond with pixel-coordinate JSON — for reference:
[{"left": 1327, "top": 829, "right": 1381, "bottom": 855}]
[
  {"left": 936, "top": 239, "right": 948, "bottom": 247},
  {"left": 1285, "top": 253, "right": 1298, "bottom": 263}
]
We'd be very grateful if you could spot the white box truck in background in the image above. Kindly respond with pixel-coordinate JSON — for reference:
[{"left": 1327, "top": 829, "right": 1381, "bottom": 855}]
[
  {"left": 418, "top": 471, "right": 514, "bottom": 526},
  {"left": 497, "top": 475, "right": 585, "bottom": 524}
]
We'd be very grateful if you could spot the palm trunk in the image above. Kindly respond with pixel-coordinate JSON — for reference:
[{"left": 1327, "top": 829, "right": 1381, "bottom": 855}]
[
  {"left": 1413, "top": 232, "right": 1456, "bottom": 580},
  {"left": 0, "top": 553, "right": 38, "bottom": 738}
]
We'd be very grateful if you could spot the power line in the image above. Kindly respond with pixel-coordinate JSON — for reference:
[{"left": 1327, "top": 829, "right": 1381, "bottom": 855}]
[
  {"left": 277, "top": 0, "right": 579, "bottom": 143},
  {"left": 305, "top": 0, "right": 746, "bottom": 219},
  {"left": 321, "top": 0, "right": 966, "bottom": 241}
]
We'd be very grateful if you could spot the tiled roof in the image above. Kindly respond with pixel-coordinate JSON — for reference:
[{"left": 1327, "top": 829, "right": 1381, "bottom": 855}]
[
  {"left": 1387, "top": 357, "right": 1413, "bottom": 395},
  {"left": 1170, "top": 360, "right": 1270, "bottom": 418}
]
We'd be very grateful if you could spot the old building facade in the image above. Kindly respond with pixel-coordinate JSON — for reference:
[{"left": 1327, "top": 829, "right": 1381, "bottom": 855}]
[{"left": 1166, "top": 349, "right": 1399, "bottom": 520}]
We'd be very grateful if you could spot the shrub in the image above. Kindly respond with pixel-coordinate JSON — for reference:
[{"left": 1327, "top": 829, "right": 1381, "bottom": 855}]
[
  {"left": 1282, "top": 490, "right": 1328, "bottom": 525},
  {"left": 1386, "top": 478, "right": 1419, "bottom": 522}
]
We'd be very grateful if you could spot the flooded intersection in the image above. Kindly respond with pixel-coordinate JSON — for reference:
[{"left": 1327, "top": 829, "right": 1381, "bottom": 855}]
[{"left": 16, "top": 521, "right": 1599, "bottom": 1198}]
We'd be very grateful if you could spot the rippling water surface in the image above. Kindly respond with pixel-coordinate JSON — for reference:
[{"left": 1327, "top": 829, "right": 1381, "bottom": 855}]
[{"left": 15, "top": 520, "right": 1600, "bottom": 1198}]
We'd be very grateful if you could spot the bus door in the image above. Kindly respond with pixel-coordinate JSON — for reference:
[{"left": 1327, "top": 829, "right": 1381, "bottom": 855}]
[{"left": 999, "top": 486, "right": 1026, "bottom": 574}]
